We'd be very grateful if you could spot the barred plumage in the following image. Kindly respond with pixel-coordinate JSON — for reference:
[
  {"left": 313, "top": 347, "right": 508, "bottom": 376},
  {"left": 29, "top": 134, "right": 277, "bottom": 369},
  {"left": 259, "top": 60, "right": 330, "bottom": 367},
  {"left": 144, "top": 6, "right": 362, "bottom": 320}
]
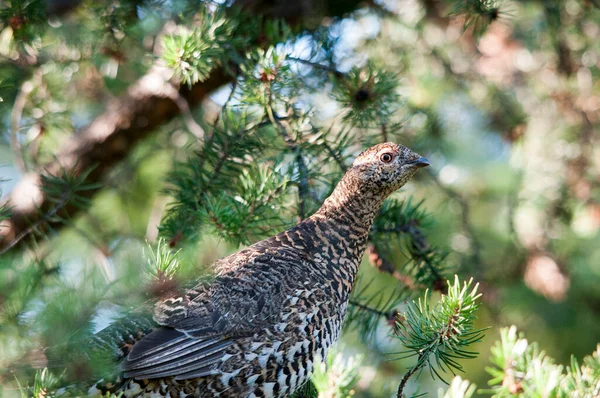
[{"left": 88, "top": 143, "right": 429, "bottom": 397}]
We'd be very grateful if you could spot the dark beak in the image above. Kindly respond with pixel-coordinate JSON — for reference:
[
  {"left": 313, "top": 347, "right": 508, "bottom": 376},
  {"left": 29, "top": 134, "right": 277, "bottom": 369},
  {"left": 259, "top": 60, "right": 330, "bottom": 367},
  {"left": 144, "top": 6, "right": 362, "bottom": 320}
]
[{"left": 409, "top": 156, "right": 430, "bottom": 168}]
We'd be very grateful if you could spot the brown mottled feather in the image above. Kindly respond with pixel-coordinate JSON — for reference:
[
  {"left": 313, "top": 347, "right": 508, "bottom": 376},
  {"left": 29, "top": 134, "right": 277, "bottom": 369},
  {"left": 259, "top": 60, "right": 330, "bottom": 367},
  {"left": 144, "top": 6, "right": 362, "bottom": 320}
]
[{"left": 88, "top": 143, "right": 428, "bottom": 397}]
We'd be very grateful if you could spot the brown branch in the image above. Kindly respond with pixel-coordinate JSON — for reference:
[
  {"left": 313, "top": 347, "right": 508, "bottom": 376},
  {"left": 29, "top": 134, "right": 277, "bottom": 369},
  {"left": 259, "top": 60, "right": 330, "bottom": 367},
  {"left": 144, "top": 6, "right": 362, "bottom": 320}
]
[
  {"left": 397, "top": 352, "right": 426, "bottom": 398},
  {"left": 366, "top": 243, "right": 420, "bottom": 290},
  {"left": 0, "top": 66, "right": 229, "bottom": 253}
]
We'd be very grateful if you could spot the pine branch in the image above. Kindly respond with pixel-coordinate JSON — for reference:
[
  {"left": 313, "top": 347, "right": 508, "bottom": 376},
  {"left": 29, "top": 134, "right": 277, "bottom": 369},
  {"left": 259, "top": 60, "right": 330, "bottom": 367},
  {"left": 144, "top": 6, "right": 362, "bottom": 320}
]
[
  {"left": 366, "top": 243, "right": 420, "bottom": 290},
  {"left": 266, "top": 105, "right": 310, "bottom": 220},
  {"left": 397, "top": 352, "right": 426, "bottom": 398},
  {"left": 0, "top": 168, "right": 100, "bottom": 256},
  {"left": 348, "top": 298, "right": 393, "bottom": 320},
  {"left": 481, "top": 326, "right": 600, "bottom": 396},
  {"left": 311, "top": 351, "right": 363, "bottom": 398},
  {"left": 438, "top": 377, "right": 476, "bottom": 398},
  {"left": 0, "top": 0, "right": 372, "bottom": 254},
  {"left": 0, "top": 66, "right": 229, "bottom": 254},
  {"left": 438, "top": 328, "right": 600, "bottom": 397},
  {"left": 287, "top": 56, "right": 344, "bottom": 78},
  {"left": 394, "top": 276, "right": 485, "bottom": 396}
]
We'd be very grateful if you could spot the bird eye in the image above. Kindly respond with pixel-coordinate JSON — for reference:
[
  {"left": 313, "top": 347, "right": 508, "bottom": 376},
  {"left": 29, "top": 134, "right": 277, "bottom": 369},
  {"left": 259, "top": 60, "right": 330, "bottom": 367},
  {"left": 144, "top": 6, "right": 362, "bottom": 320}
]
[{"left": 380, "top": 152, "right": 393, "bottom": 163}]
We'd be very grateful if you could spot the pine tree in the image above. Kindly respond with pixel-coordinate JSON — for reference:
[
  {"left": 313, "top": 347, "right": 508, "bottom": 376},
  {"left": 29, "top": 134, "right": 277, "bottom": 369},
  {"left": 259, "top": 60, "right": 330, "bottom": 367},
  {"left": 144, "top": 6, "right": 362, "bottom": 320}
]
[{"left": 1, "top": 0, "right": 599, "bottom": 396}]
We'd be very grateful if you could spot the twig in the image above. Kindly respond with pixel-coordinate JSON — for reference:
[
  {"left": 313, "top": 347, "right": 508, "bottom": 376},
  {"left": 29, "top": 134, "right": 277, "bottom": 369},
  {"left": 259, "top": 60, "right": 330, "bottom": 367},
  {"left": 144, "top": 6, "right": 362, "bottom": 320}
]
[
  {"left": 322, "top": 140, "right": 348, "bottom": 172},
  {"left": 366, "top": 243, "right": 419, "bottom": 290},
  {"left": 0, "top": 192, "right": 69, "bottom": 256},
  {"left": 265, "top": 91, "right": 310, "bottom": 220},
  {"left": 381, "top": 123, "right": 388, "bottom": 142},
  {"left": 287, "top": 56, "right": 344, "bottom": 78},
  {"left": 397, "top": 352, "right": 426, "bottom": 397},
  {"left": 348, "top": 299, "right": 393, "bottom": 319}
]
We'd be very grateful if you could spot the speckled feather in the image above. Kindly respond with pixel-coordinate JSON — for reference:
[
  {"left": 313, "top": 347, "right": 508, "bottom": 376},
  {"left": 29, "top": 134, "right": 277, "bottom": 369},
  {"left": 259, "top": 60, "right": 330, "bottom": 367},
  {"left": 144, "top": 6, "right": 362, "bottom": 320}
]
[{"left": 89, "top": 143, "right": 428, "bottom": 397}]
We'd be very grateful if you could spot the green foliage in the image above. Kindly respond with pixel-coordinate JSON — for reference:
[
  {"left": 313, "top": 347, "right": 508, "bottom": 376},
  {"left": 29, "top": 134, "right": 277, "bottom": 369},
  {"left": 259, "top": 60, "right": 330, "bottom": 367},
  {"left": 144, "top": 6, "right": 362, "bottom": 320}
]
[
  {"left": 2, "top": 0, "right": 599, "bottom": 396},
  {"left": 18, "top": 367, "right": 59, "bottom": 398},
  {"left": 447, "top": 0, "right": 503, "bottom": 36},
  {"left": 200, "top": 164, "right": 290, "bottom": 244},
  {"left": 0, "top": 194, "right": 11, "bottom": 225},
  {"left": 162, "top": 7, "right": 235, "bottom": 86},
  {"left": 311, "top": 351, "right": 363, "bottom": 398},
  {"left": 238, "top": 47, "right": 302, "bottom": 107},
  {"left": 564, "top": 348, "right": 600, "bottom": 397},
  {"left": 144, "top": 238, "right": 182, "bottom": 281},
  {"left": 331, "top": 63, "right": 400, "bottom": 128},
  {"left": 0, "top": 258, "right": 58, "bottom": 325},
  {"left": 437, "top": 327, "right": 600, "bottom": 397},
  {"left": 438, "top": 377, "right": 476, "bottom": 398},
  {"left": 394, "top": 276, "right": 485, "bottom": 386},
  {"left": 9, "top": 167, "right": 104, "bottom": 248},
  {"left": 483, "top": 326, "right": 600, "bottom": 397},
  {"left": 293, "top": 381, "right": 318, "bottom": 398},
  {"left": 0, "top": 0, "right": 46, "bottom": 43},
  {"left": 42, "top": 167, "right": 101, "bottom": 211},
  {"left": 159, "top": 110, "right": 276, "bottom": 245}
]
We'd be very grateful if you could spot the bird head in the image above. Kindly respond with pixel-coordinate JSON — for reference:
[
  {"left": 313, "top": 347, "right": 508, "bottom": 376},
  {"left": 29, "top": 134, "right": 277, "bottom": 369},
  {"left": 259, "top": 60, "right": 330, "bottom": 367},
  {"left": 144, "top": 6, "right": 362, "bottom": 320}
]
[{"left": 349, "top": 142, "right": 429, "bottom": 196}]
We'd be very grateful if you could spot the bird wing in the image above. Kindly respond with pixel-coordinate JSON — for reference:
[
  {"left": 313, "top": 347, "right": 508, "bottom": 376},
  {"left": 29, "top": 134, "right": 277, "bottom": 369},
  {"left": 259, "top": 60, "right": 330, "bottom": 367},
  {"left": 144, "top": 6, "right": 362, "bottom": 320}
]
[
  {"left": 122, "top": 246, "right": 307, "bottom": 380},
  {"left": 121, "top": 327, "right": 233, "bottom": 379}
]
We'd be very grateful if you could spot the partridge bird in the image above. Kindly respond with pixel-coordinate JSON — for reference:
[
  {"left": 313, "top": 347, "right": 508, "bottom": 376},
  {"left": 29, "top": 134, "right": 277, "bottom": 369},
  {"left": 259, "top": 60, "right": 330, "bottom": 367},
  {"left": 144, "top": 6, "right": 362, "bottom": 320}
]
[{"left": 87, "top": 143, "right": 429, "bottom": 397}]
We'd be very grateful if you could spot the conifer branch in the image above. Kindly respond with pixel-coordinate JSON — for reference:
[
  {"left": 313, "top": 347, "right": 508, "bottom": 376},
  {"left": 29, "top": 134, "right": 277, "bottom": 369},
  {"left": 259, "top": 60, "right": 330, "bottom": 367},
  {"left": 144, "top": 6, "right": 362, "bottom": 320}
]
[
  {"left": 0, "top": 66, "right": 229, "bottom": 253},
  {"left": 397, "top": 352, "right": 426, "bottom": 398},
  {"left": 266, "top": 101, "right": 310, "bottom": 220},
  {"left": 0, "top": 0, "right": 371, "bottom": 254},
  {"left": 287, "top": 56, "right": 344, "bottom": 77},
  {"left": 0, "top": 172, "right": 104, "bottom": 282},
  {"left": 348, "top": 299, "right": 393, "bottom": 320},
  {"left": 394, "top": 277, "right": 485, "bottom": 396}
]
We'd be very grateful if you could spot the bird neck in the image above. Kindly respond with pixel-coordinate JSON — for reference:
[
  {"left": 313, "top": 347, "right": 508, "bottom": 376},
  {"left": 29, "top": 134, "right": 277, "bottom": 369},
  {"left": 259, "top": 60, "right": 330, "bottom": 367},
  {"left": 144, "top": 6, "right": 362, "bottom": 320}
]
[
  {"left": 285, "top": 173, "right": 384, "bottom": 272},
  {"left": 314, "top": 172, "right": 385, "bottom": 233}
]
